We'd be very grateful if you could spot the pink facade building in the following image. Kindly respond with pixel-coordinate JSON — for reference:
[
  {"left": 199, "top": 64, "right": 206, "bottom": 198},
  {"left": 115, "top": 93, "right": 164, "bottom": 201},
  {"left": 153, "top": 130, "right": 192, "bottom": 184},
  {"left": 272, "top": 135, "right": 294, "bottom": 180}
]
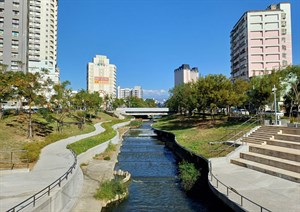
[{"left": 230, "top": 2, "right": 292, "bottom": 80}]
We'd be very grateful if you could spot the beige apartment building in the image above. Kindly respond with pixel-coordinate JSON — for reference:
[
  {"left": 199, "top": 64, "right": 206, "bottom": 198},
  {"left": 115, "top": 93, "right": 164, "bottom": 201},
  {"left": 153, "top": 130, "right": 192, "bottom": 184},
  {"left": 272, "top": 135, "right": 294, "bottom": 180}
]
[
  {"left": 87, "top": 55, "right": 117, "bottom": 98},
  {"left": 174, "top": 64, "right": 199, "bottom": 86}
]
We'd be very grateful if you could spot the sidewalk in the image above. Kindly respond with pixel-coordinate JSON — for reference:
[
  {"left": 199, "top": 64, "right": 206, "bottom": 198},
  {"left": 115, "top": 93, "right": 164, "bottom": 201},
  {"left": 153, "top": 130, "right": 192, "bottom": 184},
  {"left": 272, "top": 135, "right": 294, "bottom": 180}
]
[
  {"left": 0, "top": 123, "right": 105, "bottom": 211},
  {"left": 209, "top": 156, "right": 300, "bottom": 212}
]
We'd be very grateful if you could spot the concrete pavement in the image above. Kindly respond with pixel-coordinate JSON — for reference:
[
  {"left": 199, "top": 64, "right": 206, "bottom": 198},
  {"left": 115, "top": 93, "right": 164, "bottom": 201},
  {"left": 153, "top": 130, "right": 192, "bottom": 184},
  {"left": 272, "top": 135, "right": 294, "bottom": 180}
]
[
  {"left": 0, "top": 123, "right": 105, "bottom": 211},
  {"left": 209, "top": 146, "right": 300, "bottom": 212}
]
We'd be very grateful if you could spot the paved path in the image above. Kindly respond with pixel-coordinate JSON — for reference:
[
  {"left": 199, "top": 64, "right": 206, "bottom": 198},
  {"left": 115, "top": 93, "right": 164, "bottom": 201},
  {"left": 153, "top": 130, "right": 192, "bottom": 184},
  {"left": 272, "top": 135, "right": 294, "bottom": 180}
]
[
  {"left": 209, "top": 156, "right": 300, "bottom": 212},
  {"left": 0, "top": 123, "right": 105, "bottom": 211}
]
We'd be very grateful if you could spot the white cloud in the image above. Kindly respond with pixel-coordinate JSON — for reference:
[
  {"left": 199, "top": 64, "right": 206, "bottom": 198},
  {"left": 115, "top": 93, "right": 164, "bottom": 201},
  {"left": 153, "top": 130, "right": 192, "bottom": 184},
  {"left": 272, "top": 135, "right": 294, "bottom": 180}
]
[{"left": 143, "top": 89, "right": 169, "bottom": 100}]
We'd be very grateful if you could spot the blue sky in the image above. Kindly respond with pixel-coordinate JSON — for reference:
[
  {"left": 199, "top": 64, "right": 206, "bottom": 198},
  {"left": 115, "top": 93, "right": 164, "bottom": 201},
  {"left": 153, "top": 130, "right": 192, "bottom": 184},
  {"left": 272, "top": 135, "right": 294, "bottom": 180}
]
[{"left": 58, "top": 0, "right": 300, "bottom": 100}]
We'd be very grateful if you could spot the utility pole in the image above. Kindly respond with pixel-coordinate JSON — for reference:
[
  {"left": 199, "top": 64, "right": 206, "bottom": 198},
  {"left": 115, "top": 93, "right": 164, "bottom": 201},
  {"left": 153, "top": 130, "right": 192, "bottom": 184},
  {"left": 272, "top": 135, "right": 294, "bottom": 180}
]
[{"left": 272, "top": 85, "right": 277, "bottom": 125}]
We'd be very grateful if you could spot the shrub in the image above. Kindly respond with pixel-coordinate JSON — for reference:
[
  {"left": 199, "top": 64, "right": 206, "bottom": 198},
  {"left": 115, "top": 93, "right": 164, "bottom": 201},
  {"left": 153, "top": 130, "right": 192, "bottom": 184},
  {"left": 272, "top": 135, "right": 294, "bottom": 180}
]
[
  {"left": 129, "top": 119, "right": 143, "bottom": 128},
  {"left": 94, "top": 179, "right": 127, "bottom": 200},
  {"left": 178, "top": 160, "right": 200, "bottom": 191},
  {"left": 104, "top": 156, "right": 110, "bottom": 160}
]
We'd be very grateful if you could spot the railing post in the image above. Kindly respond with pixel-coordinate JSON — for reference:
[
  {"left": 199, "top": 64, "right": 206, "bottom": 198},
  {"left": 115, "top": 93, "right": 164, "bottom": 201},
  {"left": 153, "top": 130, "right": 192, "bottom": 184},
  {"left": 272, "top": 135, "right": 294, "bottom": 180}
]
[
  {"left": 48, "top": 186, "right": 50, "bottom": 196},
  {"left": 216, "top": 180, "right": 218, "bottom": 188},
  {"left": 241, "top": 196, "right": 243, "bottom": 206},
  {"left": 59, "top": 178, "right": 61, "bottom": 187},
  {"left": 33, "top": 195, "right": 36, "bottom": 207},
  {"left": 227, "top": 187, "right": 229, "bottom": 196}
]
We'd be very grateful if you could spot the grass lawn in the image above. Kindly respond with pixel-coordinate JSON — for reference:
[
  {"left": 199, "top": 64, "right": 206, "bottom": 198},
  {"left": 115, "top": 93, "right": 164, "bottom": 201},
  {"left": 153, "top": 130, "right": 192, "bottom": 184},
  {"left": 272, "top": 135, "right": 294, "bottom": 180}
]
[
  {"left": 67, "top": 118, "right": 130, "bottom": 155},
  {"left": 0, "top": 111, "right": 118, "bottom": 166},
  {"left": 153, "top": 114, "right": 255, "bottom": 158}
]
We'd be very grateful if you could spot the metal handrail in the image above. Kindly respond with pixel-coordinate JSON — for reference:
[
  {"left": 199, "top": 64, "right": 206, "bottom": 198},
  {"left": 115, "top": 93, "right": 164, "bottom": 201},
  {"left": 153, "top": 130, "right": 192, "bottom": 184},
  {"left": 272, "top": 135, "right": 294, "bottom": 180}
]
[
  {"left": 209, "top": 114, "right": 259, "bottom": 144},
  {"left": 211, "top": 115, "right": 261, "bottom": 156},
  {"left": 6, "top": 149, "right": 78, "bottom": 212},
  {"left": 208, "top": 161, "right": 271, "bottom": 212}
]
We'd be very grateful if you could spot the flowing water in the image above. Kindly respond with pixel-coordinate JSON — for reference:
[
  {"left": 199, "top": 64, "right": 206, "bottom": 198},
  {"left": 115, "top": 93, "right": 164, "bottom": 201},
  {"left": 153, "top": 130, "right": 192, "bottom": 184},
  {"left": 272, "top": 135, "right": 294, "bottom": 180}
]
[{"left": 104, "top": 122, "right": 229, "bottom": 212}]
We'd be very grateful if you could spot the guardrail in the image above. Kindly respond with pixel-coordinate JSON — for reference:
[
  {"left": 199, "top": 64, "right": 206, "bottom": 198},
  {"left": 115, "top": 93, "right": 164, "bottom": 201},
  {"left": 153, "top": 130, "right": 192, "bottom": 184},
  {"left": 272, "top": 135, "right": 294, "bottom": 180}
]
[
  {"left": 208, "top": 161, "right": 271, "bottom": 212},
  {"left": 6, "top": 149, "right": 78, "bottom": 212}
]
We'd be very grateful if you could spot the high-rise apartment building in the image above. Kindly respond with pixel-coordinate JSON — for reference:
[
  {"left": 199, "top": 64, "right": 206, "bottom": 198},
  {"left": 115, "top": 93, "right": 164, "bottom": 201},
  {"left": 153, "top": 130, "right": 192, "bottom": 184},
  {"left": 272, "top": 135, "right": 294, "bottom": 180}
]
[
  {"left": 117, "top": 86, "right": 143, "bottom": 99},
  {"left": 87, "top": 55, "right": 117, "bottom": 98},
  {"left": 0, "top": 0, "right": 59, "bottom": 83},
  {"left": 132, "top": 86, "right": 142, "bottom": 99},
  {"left": 0, "top": 0, "right": 28, "bottom": 72},
  {"left": 230, "top": 2, "right": 292, "bottom": 80},
  {"left": 28, "top": 0, "right": 59, "bottom": 84},
  {"left": 174, "top": 64, "right": 198, "bottom": 86}
]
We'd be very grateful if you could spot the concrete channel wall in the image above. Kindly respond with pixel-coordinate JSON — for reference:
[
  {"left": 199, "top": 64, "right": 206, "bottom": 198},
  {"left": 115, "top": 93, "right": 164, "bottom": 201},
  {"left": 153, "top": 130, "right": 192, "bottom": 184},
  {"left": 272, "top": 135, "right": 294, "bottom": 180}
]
[
  {"left": 153, "top": 128, "right": 243, "bottom": 212},
  {"left": 29, "top": 121, "right": 130, "bottom": 212}
]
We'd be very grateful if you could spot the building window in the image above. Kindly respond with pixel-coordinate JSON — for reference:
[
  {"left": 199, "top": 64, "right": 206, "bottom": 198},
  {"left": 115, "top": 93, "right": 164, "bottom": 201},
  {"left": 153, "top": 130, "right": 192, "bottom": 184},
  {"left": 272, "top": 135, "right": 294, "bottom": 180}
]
[
  {"left": 281, "top": 37, "right": 286, "bottom": 43},
  {"left": 282, "top": 45, "right": 286, "bottom": 50},
  {"left": 12, "top": 43, "right": 18, "bottom": 49},
  {"left": 282, "top": 53, "right": 287, "bottom": 58},
  {"left": 12, "top": 10, "right": 19, "bottom": 16},
  {"left": 0, "top": 38, "right": 3, "bottom": 47},
  {"left": 12, "top": 40, "right": 18, "bottom": 45},
  {"left": 11, "top": 65, "right": 18, "bottom": 70},
  {"left": 12, "top": 31, "right": 19, "bottom": 37},
  {"left": 12, "top": 1, "right": 19, "bottom": 7},
  {"left": 282, "top": 60, "right": 287, "bottom": 66},
  {"left": 12, "top": 23, "right": 19, "bottom": 28},
  {"left": 12, "top": 52, "right": 18, "bottom": 58},
  {"left": 281, "top": 29, "right": 287, "bottom": 35},
  {"left": 0, "top": 51, "right": 3, "bottom": 56},
  {"left": 0, "top": 29, "right": 3, "bottom": 35}
]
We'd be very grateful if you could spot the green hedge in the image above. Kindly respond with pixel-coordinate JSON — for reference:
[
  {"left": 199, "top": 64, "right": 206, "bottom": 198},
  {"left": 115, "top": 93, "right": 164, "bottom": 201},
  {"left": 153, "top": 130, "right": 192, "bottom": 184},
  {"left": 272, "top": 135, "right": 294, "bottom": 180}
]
[{"left": 67, "top": 119, "right": 128, "bottom": 155}]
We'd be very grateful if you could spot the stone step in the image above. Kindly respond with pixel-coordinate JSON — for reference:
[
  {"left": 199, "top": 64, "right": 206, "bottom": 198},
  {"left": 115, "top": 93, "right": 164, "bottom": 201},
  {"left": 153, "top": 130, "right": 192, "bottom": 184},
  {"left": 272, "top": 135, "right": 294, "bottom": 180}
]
[
  {"left": 249, "top": 131, "right": 277, "bottom": 137},
  {"left": 231, "top": 158, "right": 300, "bottom": 183},
  {"left": 249, "top": 144, "right": 300, "bottom": 162},
  {"left": 242, "top": 137, "right": 269, "bottom": 143},
  {"left": 248, "top": 133, "right": 273, "bottom": 138},
  {"left": 282, "top": 128, "right": 300, "bottom": 135},
  {"left": 274, "top": 134, "right": 300, "bottom": 143},
  {"left": 267, "top": 139, "right": 300, "bottom": 150},
  {"left": 240, "top": 152, "right": 300, "bottom": 173}
]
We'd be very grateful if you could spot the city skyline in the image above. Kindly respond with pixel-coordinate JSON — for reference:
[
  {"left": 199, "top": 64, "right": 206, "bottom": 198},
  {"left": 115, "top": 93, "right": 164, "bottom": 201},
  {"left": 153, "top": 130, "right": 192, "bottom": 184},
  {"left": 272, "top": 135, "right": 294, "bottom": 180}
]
[{"left": 57, "top": 0, "right": 300, "bottom": 100}]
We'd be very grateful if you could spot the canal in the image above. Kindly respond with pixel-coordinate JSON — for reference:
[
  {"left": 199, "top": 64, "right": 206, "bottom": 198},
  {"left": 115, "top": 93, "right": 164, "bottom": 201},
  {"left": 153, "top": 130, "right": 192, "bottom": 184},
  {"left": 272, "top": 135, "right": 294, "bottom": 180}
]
[{"left": 104, "top": 122, "right": 231, "bottom": 212}]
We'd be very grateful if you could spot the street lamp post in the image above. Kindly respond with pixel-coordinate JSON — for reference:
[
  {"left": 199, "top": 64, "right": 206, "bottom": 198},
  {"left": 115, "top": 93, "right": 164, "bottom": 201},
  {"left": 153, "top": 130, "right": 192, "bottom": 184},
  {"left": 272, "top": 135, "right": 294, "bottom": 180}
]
[{"left": 272, "top": 85, "right": 277, "bottom": 125}]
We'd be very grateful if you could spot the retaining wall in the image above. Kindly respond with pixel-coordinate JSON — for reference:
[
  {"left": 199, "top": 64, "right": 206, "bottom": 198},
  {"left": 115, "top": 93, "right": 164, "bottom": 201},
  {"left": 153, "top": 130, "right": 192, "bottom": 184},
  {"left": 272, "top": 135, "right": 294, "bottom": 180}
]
[{"left": 153, "top": 128, "right": 242, "bottom": 212}]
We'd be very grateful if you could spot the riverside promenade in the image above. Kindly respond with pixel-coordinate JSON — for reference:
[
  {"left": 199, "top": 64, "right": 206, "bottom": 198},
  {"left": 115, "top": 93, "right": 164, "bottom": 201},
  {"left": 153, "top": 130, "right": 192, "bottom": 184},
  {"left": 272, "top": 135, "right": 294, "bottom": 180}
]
[
  {"left": 0, "top": 123, "right": 106, "bottom": 211},
  {"left": 209, "top": 146, "right": 300, "bottom": 212}
]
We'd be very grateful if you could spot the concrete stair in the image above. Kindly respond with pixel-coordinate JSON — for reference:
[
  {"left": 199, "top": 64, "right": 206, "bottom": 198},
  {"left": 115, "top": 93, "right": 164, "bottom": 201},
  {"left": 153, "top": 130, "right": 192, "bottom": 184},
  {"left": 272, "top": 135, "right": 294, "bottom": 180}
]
[
  {"left": 231, "top": 158, "right": 300, "bottom": 183},
  {"left": 231, "top": 126, "right": 300, "bottom": 183}
]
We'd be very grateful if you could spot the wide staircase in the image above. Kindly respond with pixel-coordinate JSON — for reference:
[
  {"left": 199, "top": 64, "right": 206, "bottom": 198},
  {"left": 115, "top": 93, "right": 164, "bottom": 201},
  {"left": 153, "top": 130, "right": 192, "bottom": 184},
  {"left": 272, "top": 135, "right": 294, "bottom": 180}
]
[{"left": 231, "top": 126, "right": 300, "bottom": 183}]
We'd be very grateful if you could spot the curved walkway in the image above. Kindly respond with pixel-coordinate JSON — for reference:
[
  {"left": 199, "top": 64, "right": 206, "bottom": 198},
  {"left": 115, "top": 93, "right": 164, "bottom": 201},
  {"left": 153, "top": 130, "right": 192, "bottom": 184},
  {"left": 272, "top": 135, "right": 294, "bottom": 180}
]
[{"left": 0, "top": 123, "right": 105, "bottom": 211}]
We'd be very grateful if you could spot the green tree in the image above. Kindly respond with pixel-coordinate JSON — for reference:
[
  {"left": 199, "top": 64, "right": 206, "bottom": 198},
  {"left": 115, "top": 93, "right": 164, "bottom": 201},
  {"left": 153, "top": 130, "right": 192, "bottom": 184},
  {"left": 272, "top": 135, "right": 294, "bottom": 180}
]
[
  {"left": 0, "top": 71, "right": 15, "bottom": 119},
  {"left": 111, "top": 98, "right": 125, "bottom": 109},
  {"left": 248, "top": 71, "right": 282, "bottom": 112},
  {"left": 281, "top": 66, "right": 300, "bottom": 120},
  {"left": 144, "top": 98, "right": 157, "bottom": 107},
  {"left": 13, "top": 71, "right": 51, "bottom": 138},
  {"left": 50, "top": 80, "right": 72, "bottom": 131},
  {"left": 229, "top": 79, "right": 250, "bottom": 114}
]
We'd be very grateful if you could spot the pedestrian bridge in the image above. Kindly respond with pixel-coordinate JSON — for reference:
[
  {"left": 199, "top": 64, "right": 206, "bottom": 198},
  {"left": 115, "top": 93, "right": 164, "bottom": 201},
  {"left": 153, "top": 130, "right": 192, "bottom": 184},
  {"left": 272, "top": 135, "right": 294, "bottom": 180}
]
[{"left": 116, "top": 108, "right": 169, "bottom": 117}]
